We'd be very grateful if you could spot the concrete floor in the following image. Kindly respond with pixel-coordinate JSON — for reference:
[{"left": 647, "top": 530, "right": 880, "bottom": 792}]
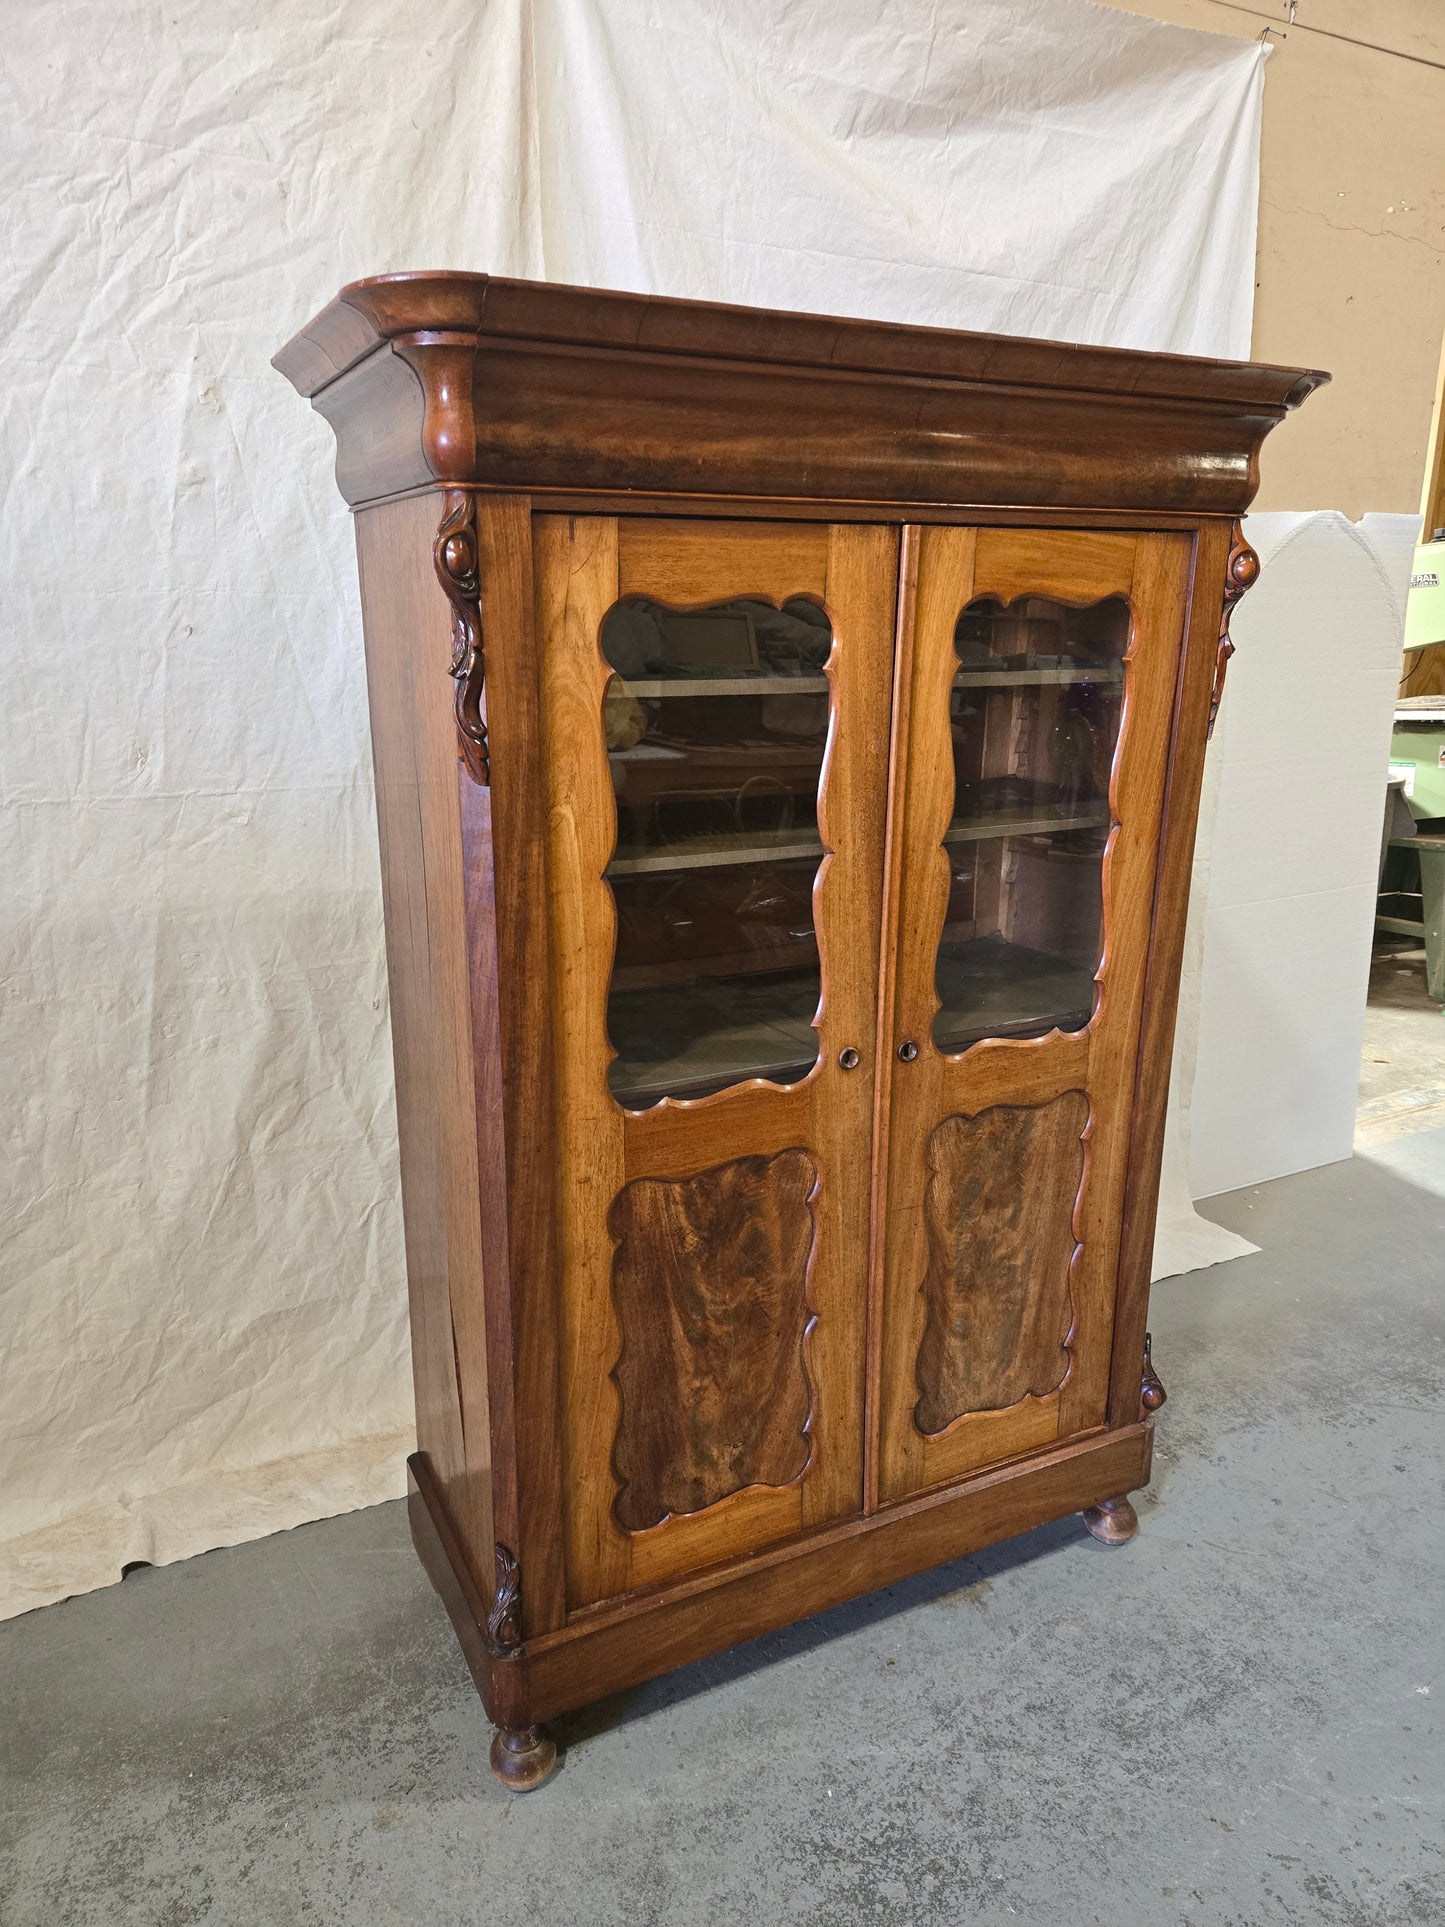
[
  {"left": 1357, "top": 941, "right": 1445, "bottom": 1144},
  {"left": 4, "top": 1134, "right": 1443, "bottom": 1927}
]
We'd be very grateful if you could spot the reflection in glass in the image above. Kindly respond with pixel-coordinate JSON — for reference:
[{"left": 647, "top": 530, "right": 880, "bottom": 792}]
[
  {"left": 932, "top": 594, "right": 1129, "bottom": 1053},
  {"left": 602, "top": 597, "right": 832, "bottom": 1106}
]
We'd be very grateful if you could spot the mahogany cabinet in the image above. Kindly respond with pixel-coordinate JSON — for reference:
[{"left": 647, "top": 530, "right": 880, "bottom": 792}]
[{"left": 275, "top": 274, "right": 1325, "bottom": 1789}]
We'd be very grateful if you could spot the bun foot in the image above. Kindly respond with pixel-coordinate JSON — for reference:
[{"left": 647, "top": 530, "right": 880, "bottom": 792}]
[
  {"left": 1082, "top": 1494, "right": 1139, "bottom": 1546},
  {"left": 489, "top": 1723, "right": 558, "bottom": 1791}
]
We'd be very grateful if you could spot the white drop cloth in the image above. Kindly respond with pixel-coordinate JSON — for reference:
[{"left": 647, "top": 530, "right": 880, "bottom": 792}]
[{"left": 1, "top": 0, "right": 1266, "bottom": 1618}]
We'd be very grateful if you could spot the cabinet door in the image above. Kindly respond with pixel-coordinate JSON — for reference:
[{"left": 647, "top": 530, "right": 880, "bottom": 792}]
[
  {"left": 874, "top": 527, "right": 1191, "bottom": 1504},
  {"left": 538, "top": 516, "right": 896, "bottom": 1607}
]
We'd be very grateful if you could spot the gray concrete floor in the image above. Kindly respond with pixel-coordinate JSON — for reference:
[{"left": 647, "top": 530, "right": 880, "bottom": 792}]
[
  {"left": 1357, "top": 940, "right": 1445, "bottom": 1142},
  {"left": 4, "top": 1132, "right": 1443, "bottom": 1927}
]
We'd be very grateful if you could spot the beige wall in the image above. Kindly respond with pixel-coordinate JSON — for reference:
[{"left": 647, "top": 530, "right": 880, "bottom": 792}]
[{"left": 1103, "top": 0, "right": 1445, "bottom": 515}]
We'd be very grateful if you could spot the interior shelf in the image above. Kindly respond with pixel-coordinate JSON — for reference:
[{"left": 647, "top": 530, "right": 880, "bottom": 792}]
[
  {"left": 607, "top": 935, "right": 1099, "bottom": 1101},
  {"left": 618, "top": 675, "right": 830, "bottom": 698},
  {"left": 611, "top": 938, "right": 819, "bottom": 992},
  {"left": 608, "top": 969, "right": 820, "bottom": 1105},
  {"left": 933, "top": 934, "right": 1097, "bottom": 1052},
  {"left": 608, "top": 827, "right": 824, "bottom": 876},
  {"left": 943, "top": 805, "right": 1109, "bottom": 846},
  {"left": 609, "top": 805, "right": 1108, "bottom": 877},
  {"left": 952, "top": 663, "right": 1122, "bottom": 689}
]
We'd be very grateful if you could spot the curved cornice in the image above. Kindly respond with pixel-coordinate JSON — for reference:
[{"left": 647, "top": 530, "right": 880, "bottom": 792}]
[{"left": 274, "top": 271, "right": 1328, "bottom": 513}]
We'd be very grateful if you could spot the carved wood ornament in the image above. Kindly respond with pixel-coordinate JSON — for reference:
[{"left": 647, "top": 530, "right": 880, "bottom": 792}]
[
  {"left": 486, "top": 1543, "right": 523, "bottom": 1657},
  {"left": 1207, "top": 521, "right": 1260, "bottom": 739},
  {"left": 1140, "top": 1330, "right": 1167, "bottom": 1417},
  {"left": 433, "top": 489, "right": 490, "bottom": 784}
]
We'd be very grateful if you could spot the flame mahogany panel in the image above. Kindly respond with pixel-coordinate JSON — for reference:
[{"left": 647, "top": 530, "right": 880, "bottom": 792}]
[
  {"left": 915, "top": 1093, "right": 1088, "bottom": 1436},
  {"left": 609, "top": 1149, "right": 819, "bottom": 1532}
]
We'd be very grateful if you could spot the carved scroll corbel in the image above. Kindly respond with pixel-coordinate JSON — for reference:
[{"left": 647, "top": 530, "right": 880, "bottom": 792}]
[
  {"left": 485, "top": 1543, "right": 523, "bottom": 1657},
  {"left": 1140, "top": 1330, "right": 1167, "bottom": 1417},
  {"left": 1207, "top": 521, "right": 1260, "bottom": 739},
  {"left": 434, "top": 490, "right": 489, "bottom": 784}
]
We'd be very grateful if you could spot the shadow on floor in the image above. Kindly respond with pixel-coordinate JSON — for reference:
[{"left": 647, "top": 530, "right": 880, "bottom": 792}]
[{"left": 555, "top": 1511, "right": 1089, "bottom": 1756}]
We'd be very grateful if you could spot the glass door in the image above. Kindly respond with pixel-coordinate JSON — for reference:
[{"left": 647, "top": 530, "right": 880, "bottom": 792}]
[
  {"left": 874, "top": 527, "right": 1193, "bottom": 1505},
  {"left": 933, "top": 593, "right": 1128, "bottom": 1053},
  {"left": 538, "top": 516, "right": 895, "bottom": 1607},
  {"left": 601, "top": 592, "right": 832, "bottom": 1105}
]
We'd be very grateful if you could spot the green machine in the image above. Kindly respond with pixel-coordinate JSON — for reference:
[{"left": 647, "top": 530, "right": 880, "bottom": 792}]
[
  {"left": 1404, "top": 536, "right": 1445, "bottom": 651},
  {"left": 1393, "top": 537, "right": 1445, "bottom": 817},
  {"left": 1389, "top": 696, "right": 1445, "bottom": 820}
]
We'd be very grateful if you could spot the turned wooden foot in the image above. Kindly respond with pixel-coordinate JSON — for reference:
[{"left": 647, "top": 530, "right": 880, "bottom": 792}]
[
  {"left": 1082, "top": 1494, "right": 1139, "bottom": 1546},
  {"left": 489, "top": 1723, "right": 558, "bottom": 1791}
]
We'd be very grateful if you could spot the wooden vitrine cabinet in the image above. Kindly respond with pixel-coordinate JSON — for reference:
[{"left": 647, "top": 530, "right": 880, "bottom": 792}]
[{"left": 276, "top": 275, "right": 1324, "bottom": 1788}]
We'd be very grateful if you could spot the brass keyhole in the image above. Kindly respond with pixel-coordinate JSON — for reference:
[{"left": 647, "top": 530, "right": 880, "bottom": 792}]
[
  {"left": 897, "top": 1039, "right": 919, "bottom": 1063},
  {"left": 838, "top": 1047, "right": 860, "bottom": 1071}
]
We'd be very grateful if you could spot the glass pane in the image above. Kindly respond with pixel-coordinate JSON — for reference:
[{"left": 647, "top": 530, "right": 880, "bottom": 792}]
[
  {"left": 602, "top": 596, "right": 832, "bottom": 1106},
  {"left": 933, "top": 593, "right": 1129, "bottom": 1053}
]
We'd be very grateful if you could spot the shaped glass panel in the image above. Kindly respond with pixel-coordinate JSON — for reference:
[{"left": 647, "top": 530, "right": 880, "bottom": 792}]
[
  {"left": 932, "top": 594, "right": 1129, "bottom": 1053},
  {"left": 601, "top": 596, "right": 832, "bottom": 1106}
]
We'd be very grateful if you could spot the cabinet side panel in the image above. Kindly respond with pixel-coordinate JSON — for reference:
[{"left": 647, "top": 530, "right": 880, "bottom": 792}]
[
  {"left": 1109, "top": 521, "right": 1231, "bottom": 1426},
  {"left": 355, "top": 494, "right": 494, "bottom": 1565}
]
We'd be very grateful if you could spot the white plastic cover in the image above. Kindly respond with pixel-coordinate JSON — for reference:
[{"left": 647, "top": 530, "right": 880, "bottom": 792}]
[
  {"left": 1, "top": 0, "right": 1266, "bottom": 1618},
  {"left": 1185, "top": 513, "right": 1415, "bottom": 1202}
]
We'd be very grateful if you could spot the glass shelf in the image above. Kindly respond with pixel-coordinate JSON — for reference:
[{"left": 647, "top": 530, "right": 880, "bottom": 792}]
[
  {"left": 933, "top": 934, "right": 1096, "bottom": 1054},
  {"left": 622, "top": 675, "right": 829, "bottom": 698},
  {"left": 953, "top": 663, "right": 1123, "bottom": 689},
  {"left": 606, "top": 969, "right": 820, "bottom": 1106},
  {"left": 609, "top": 827, "right": 824, "bottom": 876},
  {"left": 601, "top": 595, "right": 833, "bottom": 1105},
  {"left": 943, "top": 805, "right": 1109, "bottom": 846}
]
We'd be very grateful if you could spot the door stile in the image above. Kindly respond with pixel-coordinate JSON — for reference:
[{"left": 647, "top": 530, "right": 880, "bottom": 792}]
[
  {"left": 1107, "top": 520, "right": 1230, "bottom": 1427},
  {"left": 802, "top": 521, "right": 898, "bottom": 1536},
  {"left": 536, "top": 514, "right": 629, "bottom": 1608},
  {"left": 466, "top": 492, "right": 569, "bottom": 1636},
  {"left": 865, "top": 520, "right": 927, "bottom": 1518},
  {"left": 1055, "top": 532, "right": 1191, "bottom": 1442}
]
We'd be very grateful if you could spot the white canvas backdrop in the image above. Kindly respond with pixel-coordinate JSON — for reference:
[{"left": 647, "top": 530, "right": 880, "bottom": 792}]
[{"left": 1, "top": 0, "right": 1268, "bottom": 1619}]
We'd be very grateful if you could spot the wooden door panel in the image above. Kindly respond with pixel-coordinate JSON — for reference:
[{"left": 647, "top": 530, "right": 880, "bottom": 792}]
[
  {"left": 914, "top": 1092, "right": 1088, "bottom": 1434},
  {"left": 538, "top": 514, "right": 896, "bottom": 1608},
  {"left": 609, "top": 1148, "right": 818, "bottom": 1533},
  {"left": 874, "top": 526, "right": 1191, "bottom": 1505},
  {"left": 616, "top": 518, "right": 831, "bottom": 605},
  {"left": 952, "top": 529, "right": 1139, "bottom": 609}
]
